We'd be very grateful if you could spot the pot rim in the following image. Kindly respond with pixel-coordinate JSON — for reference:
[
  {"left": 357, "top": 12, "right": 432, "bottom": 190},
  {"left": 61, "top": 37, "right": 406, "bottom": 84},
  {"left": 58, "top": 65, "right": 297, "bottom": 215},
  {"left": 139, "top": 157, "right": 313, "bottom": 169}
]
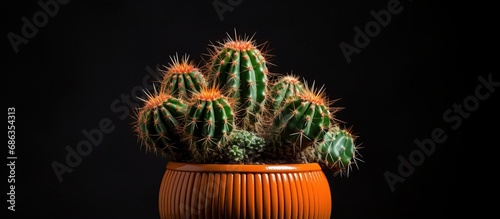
[{"left": 166, "top": 161, "right": 322, "bottom": 173}]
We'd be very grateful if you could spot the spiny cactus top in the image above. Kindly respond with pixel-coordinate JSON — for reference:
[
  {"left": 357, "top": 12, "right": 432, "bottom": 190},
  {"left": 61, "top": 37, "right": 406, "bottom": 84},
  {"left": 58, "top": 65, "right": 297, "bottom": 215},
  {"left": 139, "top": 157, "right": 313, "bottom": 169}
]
[
  {"left": 269, "top": 75, "right": 305, "bottom": 111},
  {"left": 134, "top": 90, "right": 187, "bottom": 159},
  {"left": 160, "top": 54, "right": 207, "bottom": 100},
  {"left": 206, "top": 34, "right": 269, "bottom": 132}
]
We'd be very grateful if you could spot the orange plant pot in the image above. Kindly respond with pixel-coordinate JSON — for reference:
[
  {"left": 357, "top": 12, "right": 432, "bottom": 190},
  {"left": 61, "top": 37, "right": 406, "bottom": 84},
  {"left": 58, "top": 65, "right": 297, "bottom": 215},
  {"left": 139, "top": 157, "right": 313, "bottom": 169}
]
[{"left": 158, "top": 162, "right": 332, "bottom": 219}]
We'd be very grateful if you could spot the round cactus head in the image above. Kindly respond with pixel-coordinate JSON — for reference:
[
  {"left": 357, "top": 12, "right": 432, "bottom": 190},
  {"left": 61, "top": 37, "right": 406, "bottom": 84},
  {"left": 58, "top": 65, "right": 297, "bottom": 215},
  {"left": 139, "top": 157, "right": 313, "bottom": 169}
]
[
  {"left": 269, "top": 74, "right": 306, "bottom": 111},
  {"left": 133, "top": 89, "right": 187, "bottom": 159},
  {"left": 160, "top": 54, "right": 207, "bottom": 100},
  {"left": 318, "top": 126, "right": 361, "bottom": 176}
]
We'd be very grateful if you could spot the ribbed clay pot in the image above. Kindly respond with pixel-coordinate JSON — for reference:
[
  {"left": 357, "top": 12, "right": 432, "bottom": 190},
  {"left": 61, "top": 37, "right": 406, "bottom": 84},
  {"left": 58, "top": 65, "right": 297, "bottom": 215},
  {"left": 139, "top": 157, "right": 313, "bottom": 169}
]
[{"left": 158, "top": 162, "right": 332, "bottom": 219}]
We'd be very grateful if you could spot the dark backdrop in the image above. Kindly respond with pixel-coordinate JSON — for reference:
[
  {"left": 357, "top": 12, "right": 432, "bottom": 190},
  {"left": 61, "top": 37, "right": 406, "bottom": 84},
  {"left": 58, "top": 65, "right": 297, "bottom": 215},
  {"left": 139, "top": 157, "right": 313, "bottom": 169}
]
[{"left": 3, "top": 0, "right": 497, "bottom": 218}]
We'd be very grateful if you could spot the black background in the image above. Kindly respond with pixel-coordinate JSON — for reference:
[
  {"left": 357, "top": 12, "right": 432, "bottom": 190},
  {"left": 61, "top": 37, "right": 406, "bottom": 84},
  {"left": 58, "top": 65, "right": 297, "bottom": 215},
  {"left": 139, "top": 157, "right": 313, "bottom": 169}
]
[{"left": 3, "top": 0, "right": 497, "bottom": 218}]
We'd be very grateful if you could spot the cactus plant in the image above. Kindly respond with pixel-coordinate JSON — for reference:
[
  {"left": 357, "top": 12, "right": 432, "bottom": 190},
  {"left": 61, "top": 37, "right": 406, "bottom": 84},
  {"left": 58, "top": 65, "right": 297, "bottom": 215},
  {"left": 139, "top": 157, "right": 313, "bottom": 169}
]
[
  {"left": 132, "top": 32, "right": 364, "bottom": 219},
  {"left": 183, "top": 86, "right": 235, "bottom": 163},
  {"left": 205, "top": 34, "right": 269, "bottom": 132},
  {"left": 317, "top": 125, "right": 360, "bottom": 176},
  {"left": 225, "top": 129, "right": 265, "bottom": 163},
  {"left": 134, "top": 89, "right": 187, "bottom": 159},
  {"left": 160, "top": 54, "right": 207, "bottom": 100},
  {"left": 133, "top": 32, "right": 361, "bottom": 176}
]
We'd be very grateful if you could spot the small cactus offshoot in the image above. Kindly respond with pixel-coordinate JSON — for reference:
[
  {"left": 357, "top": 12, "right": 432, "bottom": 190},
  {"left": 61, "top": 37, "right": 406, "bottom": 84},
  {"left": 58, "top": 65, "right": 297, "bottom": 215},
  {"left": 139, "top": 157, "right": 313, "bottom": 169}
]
[
  {"left": 226, "top": 129, "right": 265, "bottom": 163},
  {"left": 318, "top": 126, "right": 361, "bottom": 176}
]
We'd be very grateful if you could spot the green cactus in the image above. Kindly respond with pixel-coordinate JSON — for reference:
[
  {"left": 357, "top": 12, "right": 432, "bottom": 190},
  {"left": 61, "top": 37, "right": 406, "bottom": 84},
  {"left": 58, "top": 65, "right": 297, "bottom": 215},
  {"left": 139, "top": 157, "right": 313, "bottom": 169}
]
[
  {"left": 225, "top": 129, "right": 265, "bottom": 163},
  {"left": 132, "top": 33, "right": 362, "bottom": 177},
  {"left": 269, "top": 75, "right": 305, "bottom": 111},
  {"left": 228, "top": 145, "right": 245, "bottom": 162},
  {"left": 206, "top": 35, "right": 269, "bottom": 131},
  {"left": 184, "top": 87, "right": 235, "bottom": 163},
  {"left": 160, "top": 54, "right": 207, "bottom": 100},
  {"left": 134, "top": 91, "right": 187, "bottom": 159},
  {"left": 271, "top": 85, "right": 332, "bottom": 151},
  {"left": 318, "top": 126, "right": 358, "bottom": 176}
]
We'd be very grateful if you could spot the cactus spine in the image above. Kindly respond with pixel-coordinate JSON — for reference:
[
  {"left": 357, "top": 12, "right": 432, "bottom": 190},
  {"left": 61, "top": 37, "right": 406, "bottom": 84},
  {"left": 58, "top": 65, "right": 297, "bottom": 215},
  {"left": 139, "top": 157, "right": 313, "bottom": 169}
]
[
  {"left": 207, "top": 34, "right": 269, "bottom": 131},
  {"left": 184, "top": 87, "right": 235, "bottom": 163},
  {"left": 160, "top": 54, "right": 207, "bottom": 100},
  {"left": 135, "top": 91, "right": 187, "bottom": 159}
]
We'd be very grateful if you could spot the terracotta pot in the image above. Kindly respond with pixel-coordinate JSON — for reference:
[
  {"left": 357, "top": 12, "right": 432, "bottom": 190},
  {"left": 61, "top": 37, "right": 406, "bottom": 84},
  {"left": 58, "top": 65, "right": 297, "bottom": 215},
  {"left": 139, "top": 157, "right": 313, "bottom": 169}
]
[{"left": 158, "top": 162, "right": 332, "bottom": 219}]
